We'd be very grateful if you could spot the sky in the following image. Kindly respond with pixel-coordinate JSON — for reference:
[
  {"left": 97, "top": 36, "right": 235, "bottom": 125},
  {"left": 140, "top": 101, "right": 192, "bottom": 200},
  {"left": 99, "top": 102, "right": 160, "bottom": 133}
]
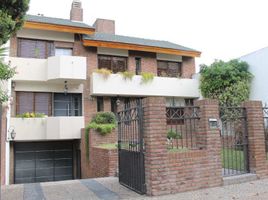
[{"left": 28, "top": 0, "right": 268, "bottom": 71}]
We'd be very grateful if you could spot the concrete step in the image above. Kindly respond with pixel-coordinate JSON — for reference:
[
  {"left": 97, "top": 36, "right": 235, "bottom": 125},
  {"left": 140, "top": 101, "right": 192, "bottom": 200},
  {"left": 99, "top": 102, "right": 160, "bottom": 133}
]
[{"left": 223, "top": 173, "right": 258, "bottom": 186}]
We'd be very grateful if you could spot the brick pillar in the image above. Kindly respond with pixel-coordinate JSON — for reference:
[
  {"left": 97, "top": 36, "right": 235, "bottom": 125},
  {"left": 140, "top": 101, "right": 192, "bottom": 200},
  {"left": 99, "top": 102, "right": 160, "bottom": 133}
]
[
  {"left": 103, "top": 97, "right": 111, "bottom": 112},
  {"left": 195, "top": 99, "right": 222, "bottom": 187},
  {"left": 242, "top": 101, "right": 268, "bottom": 177},
  {"left": 143, "top": 97, "right": 170, "bottom": 196}
]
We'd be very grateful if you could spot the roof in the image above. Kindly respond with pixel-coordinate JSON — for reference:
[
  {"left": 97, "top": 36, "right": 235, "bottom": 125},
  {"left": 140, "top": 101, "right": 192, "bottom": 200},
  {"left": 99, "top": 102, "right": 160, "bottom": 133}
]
[
  {"left": 83, "top": 33, "right": 199, "bottom": 53},
  {"left": 26, "top": 14, "right": 93, "bottom": 29}
]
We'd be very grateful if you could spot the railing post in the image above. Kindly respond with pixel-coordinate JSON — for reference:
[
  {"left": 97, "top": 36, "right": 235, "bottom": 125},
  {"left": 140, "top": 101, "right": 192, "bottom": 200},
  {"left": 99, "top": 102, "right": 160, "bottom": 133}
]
[
  {"left": 242, "top": 101, "right": 268, "bottom": 177},
  {"left": 195, "top": 99, "right": 222, "bottom": 186},
  {"left": 143, "top": 97, "right": 170, "bottom": 196}
]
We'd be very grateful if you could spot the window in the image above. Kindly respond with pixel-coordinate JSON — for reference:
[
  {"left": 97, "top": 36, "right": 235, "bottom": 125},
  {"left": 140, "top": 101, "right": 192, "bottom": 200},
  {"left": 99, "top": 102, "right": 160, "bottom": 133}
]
[
  {"left": 157, "top": 61, "right": 182, "bottom": 77},
  {"left": 185, "top": 99, "right": 194, "bottom": 106},
  {"left": 135, "top": 57, "right": 141, "bottom": 75},
  {"left": 53, "top": 93, "right": 82, "bottom": 116},
  {"left": 16, "top": 92, "right": 52, "bottom": 116},
  {"left": 18, "top": 38, "right": 54, "bottom": 58},
  {"left": 98, "top": 55, "right": 127, "bottom": 73},
  {"left": 55, "top": 48, "right": 73, "bottom": 56},
  {"left": 97, "top": 97, "right": 104, "bottom": 112}
]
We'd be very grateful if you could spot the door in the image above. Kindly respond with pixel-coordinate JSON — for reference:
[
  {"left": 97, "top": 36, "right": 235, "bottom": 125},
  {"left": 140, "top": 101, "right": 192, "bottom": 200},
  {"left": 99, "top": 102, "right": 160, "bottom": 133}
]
[{"left": 14, "top": 141, "right": 73, "bottom": 184}]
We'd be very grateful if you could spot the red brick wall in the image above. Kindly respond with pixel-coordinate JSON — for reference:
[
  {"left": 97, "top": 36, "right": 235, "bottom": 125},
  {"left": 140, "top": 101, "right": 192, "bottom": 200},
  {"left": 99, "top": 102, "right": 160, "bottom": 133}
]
[
  {"left": 89, "top": 129, "right": 117, "bottom": 146},
  {"left": 168, "top": 150, "right": 214, "bottom": 193},
  {"left": 90, "top": 147, "right": 118, "bottom": 177},
  {"left": 128, "top": 51, "right": 157, "bottom": 75},
  {"left": 242, "top": 101, "right": 268, "bottom": 178},
  {"left": 181, "top": 56, "right": 195, "bottom": 78}
]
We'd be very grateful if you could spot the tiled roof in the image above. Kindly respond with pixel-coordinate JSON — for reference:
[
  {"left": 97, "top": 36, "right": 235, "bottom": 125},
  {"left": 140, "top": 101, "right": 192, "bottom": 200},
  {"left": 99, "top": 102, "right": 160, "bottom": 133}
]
[
  {"left": 83, "top": 32, "right": 199, "bottom": 52},
  {"left": 26, "top": 14, "right": 93, "bottom": 29}
]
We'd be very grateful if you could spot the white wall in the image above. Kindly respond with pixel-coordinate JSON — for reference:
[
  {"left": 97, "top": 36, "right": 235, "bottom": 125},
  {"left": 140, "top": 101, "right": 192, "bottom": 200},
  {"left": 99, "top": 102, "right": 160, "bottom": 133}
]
[
  {"left": 17, "top": 29, "right": 74, "bottom": 42},
  {"left": 91, "top": 73, "right": 200, "bottom": 98},
  {"left": 240, "top": 47, "right": 268, "bottom": 105}
]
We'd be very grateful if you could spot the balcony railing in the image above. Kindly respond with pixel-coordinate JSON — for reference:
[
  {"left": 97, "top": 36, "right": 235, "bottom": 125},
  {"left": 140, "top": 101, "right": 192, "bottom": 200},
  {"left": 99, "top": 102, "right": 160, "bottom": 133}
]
[
  {"left": 9, "top": 56, "right": 87, "bottom": 83},
  {"left": 90, "top": 72, "right": 200, "bottom": 98}
]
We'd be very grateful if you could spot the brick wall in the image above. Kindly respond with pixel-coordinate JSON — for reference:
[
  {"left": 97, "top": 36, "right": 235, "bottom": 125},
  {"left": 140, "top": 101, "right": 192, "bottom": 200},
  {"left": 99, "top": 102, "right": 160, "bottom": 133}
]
[
  {"left": 143, "top": 97, "right": 222, "bottom": 196},
  {"left": 181, "top": 56, "right": 195, "bottom": 78},
  {"left": 128, "top": 51, "right": 157, "bottom": 75},
  {"left": 90, "top": 147, "right": 118, "bottom": 177}
]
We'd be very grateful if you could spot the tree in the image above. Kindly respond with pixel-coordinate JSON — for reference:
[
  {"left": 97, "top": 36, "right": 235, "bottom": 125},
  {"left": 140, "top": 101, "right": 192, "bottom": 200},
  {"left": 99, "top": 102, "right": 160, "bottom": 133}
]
[
  {"left": 0, "top": 0, "right": 30, "bottom": 103},
  {"left": 200, "top": 59, "right": 253, "bottom": 106},
  {"left": 0, "top": 0, "right": 30, "bottom": 46}
]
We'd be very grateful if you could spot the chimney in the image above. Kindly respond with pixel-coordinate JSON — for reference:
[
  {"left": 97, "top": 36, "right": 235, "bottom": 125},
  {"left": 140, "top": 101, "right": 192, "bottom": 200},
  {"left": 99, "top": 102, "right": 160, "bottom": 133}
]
[
  {"left": 70, "top": 0, "right": 83, "bottom": 21},
  {"left": 93, "top": 19, "right": 115, "bottom": 34}
]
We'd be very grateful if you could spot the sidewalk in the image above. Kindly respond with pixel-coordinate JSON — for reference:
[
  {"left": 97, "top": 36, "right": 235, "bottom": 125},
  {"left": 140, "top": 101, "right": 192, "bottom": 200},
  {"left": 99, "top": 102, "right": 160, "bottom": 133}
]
[{"left": 1, "top": 177, "right": 268, "bottom": 200}]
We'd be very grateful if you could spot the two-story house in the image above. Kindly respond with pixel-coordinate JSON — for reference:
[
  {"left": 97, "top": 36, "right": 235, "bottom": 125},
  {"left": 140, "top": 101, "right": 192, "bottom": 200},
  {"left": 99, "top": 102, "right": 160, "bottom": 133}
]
[{"left": 1, "top": 0, "right": 201, "bottom": 185}]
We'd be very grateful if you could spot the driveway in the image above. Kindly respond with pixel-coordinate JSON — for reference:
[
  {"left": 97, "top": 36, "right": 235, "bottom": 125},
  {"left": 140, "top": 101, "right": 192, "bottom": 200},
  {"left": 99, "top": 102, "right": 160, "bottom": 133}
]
[{"left": 1, "top": 177, "right": 268, "bottom": 200}]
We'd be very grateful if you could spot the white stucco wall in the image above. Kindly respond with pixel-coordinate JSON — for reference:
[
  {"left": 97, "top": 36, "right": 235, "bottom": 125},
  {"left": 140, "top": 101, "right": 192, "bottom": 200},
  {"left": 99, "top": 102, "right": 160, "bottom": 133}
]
[{"left": 240, "top": 47, "right": 268, "bottom": 105}]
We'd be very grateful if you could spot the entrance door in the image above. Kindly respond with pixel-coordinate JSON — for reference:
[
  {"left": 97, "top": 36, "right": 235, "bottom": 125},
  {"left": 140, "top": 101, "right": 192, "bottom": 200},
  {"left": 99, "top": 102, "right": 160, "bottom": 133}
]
[
  {"left": 117, "top": 99, "right": 146, "bottom": 194},
  {"left": 14, "top": 141, "right": 73, "bottom": 184}
]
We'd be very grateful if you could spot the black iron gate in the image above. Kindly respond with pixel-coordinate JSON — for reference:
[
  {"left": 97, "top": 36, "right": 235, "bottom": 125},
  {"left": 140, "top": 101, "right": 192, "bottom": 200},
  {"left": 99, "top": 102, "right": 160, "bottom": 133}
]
[
  {"left": 220, "top": 107, "right": 249, "bottom": 176},
  {"left": 117, "top": 99, "right": 146, "bottom": 194},
  {"left": 263, "top": 106, "right": 268, "bottom": 158}
]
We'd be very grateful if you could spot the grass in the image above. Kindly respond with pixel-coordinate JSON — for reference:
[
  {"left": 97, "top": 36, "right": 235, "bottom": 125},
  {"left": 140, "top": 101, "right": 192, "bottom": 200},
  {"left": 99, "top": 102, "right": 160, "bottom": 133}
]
[
  {"left": 97, "top": 143, "right": 117, "bottom": 150},
  {"left": 221, "top": 148, "right": 245, "bottom": 170}
]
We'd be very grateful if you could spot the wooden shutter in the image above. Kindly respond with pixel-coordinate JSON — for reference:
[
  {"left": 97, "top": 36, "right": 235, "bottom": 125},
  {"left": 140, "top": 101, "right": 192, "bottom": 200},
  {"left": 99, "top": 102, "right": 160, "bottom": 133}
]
[
  {"left": 16, "top": 92, "right": 34, "bottom": 115},
  {"left": 112, "top": 57, "right": 127, "bottom": 73},
  {"left": 35, "top": 93, "right": 52, "bottom": 116},
  {"left": 98, "top": 56, "right": 112, "bottom": 70}
]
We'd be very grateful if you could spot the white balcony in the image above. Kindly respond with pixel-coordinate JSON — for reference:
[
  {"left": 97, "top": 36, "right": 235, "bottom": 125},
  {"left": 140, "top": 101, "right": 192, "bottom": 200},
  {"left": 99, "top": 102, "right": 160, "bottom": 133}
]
[
  {"left": 91, "top": 73, "right": 200, "bottom": 98},
  {"left": 9, "top": 56, "right": 86, "bottom": 83},
  {"left": 10, "top": 116, "right": 84, "bottom": 141}
]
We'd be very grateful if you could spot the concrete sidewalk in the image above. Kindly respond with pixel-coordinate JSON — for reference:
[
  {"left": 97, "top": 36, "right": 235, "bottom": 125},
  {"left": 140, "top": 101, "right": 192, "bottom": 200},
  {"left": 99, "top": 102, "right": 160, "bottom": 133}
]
[{"left": 1, "top": 177, "right": 268, "bottom": 200}]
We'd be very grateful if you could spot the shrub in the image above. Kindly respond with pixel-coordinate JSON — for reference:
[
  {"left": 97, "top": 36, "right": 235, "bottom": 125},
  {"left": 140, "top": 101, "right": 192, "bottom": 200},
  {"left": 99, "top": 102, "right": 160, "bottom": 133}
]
[
  {"left": 167, "top": 130, "right": 182, "bottom": 140},
  {"left": 119, "top": 71, "right": 135, "bottom": 80},
  {"left": 141, "top": 72, "right": 154, "bottom": 84},
  {"left": 95, "top": 68, "right": 112, "bottom": 79},
  {"left": 16, "top": 112, "right": 47, "bottom": 118}
]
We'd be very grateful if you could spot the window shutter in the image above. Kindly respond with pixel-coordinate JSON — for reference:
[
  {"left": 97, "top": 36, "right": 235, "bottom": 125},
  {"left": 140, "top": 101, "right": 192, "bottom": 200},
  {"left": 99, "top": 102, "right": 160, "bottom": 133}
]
[
  {"left": 16, "top": 92, "right": 34, "bottom": 115},
  {"left": 35, "top": 93, "right": 52, "bottom": 116}
]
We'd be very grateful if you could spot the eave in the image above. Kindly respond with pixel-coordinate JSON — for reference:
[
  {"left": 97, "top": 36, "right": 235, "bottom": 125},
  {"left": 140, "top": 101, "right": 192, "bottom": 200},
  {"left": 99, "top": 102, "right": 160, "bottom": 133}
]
[
  {"left": 83, "top": 39, "right": 201, "bottom": 57},
  {"left": 24, "top": 21, "right": 95, "bottom": 35}
]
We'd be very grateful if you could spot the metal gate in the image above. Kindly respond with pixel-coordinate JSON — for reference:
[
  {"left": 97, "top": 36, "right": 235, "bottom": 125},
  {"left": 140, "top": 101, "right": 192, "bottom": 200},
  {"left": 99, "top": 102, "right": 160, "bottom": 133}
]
[
  {"left": 263, "top": 106, "right": 268, "bottom": 158},
  {"left": 117, "top": 99, "right": 146, "bottom": 194},
  {"left": 220, "top": 107, "right": 249, "bottom": 176}
]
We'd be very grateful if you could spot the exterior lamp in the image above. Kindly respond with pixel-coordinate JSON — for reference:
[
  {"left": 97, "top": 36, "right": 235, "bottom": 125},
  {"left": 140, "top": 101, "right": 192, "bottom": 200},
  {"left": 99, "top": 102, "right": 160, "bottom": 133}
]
[
  {"left": 64, "top": 81, "right": 68, "bottom": 95},
  {"left": 116, "top": 98, "right": 121, "bottom": 106},
  {"left": 8, "top": 126, "right": 16, "bottom": 140}
]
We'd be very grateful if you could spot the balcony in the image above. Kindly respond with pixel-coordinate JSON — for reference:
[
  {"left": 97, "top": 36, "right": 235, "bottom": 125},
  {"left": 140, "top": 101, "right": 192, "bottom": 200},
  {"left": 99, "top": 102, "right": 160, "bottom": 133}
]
[
  {"left": 90, "top": 73, "right": 200, "bottom": 98},
  {"left": 9, "top": 56, "right": 87, "bottom": 83},
  {"left": 10, "top": 116, "right": 84, "bottom": 141}
]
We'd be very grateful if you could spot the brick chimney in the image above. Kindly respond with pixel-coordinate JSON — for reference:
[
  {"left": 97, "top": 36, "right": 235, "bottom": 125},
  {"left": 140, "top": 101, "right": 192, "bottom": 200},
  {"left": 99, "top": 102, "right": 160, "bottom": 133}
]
[
  {"left": 93, "top": 19, "right": 115, "bottom": 34},
  {"left": 70, "top": 0, "right": 83, "bottom": 21}
]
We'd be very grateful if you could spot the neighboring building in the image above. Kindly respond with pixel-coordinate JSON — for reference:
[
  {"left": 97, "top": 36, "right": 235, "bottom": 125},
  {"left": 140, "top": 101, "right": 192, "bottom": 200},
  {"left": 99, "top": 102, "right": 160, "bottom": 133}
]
[
  {"left": 1, "top": 0, "right": 201, "bottom": 185},
  {"left": 240, "top": 47, "right": 268, "bottom": 104}
]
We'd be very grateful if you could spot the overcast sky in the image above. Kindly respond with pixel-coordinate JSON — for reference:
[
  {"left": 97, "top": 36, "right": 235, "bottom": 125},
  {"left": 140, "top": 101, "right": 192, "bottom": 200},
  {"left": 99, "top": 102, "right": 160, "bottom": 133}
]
[{"left": 28, "top": 0, "right": 268, "bottom": 71}]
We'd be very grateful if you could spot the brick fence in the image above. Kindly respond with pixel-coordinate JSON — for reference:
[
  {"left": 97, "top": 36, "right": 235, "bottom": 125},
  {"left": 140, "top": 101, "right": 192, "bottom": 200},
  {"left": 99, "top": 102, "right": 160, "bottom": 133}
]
[{"left": 79, "top": 97, "right": 268, "bottom": 196}]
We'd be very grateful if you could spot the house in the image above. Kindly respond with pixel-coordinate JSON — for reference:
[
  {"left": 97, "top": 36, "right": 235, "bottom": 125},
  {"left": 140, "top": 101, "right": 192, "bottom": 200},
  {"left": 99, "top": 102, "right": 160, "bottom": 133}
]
[
  {"left": 240, "top": 47, "right": 268, "bottom": 104},
  {"left": 1, "top": 0, "right": 201, "bottom": 185}
]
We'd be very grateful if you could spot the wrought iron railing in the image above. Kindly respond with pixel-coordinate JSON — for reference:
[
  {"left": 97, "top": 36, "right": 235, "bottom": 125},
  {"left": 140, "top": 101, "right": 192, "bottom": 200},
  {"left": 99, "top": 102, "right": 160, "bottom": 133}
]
[{"left": 166, "top": 106, "right": 200, "bottom": 150}]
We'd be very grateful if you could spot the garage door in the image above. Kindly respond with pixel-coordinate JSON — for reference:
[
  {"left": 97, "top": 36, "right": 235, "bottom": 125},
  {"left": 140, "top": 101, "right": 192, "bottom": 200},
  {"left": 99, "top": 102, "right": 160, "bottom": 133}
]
[{"left": 14, "top": 141, "right": 73, "bottom": 184}]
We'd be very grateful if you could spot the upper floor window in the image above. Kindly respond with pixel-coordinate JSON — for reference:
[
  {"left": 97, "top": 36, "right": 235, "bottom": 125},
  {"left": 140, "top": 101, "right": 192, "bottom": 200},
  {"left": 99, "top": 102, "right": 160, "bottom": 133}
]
[
  {"left": 157, "top": 61, "right": 182, "bottom": 78},
  {"left": 55, "top": 48, "right": 73, "bottom": 56},
  {"left": 18, "top": 38, "right": 54, "bottom": 59},
  {"left": 135, "top": 57, "right": 141, "bottom": 75},
  {"left": 16, "top": 92, "right": 52, "bottom": 116},
  {"left": 98, "top": 55, "right": 127, "bottom": 73}
]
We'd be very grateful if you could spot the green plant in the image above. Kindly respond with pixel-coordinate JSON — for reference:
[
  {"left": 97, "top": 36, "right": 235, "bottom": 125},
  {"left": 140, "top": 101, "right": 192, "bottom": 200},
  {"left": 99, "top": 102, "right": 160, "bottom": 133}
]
[
  {"left": 88, "top": 122, "right": 116, "bottom": 135},
  {"left": 200, "top": 59, "right": 253, "bottom": 106},
  {"left": 119, "top": 71, "right": 135, "bottom": 80},
  {"left": 141, "top": 72, "right": 154, "bottom": 84},
  {"left": 167, "top": 130, "right": 182, "bottom": 140},
  {"left": 95, "top": 68, "right": 112, "bottom": 79},
  {"left": 16, "top": 112, "right": 47, "bottom": 118}
]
